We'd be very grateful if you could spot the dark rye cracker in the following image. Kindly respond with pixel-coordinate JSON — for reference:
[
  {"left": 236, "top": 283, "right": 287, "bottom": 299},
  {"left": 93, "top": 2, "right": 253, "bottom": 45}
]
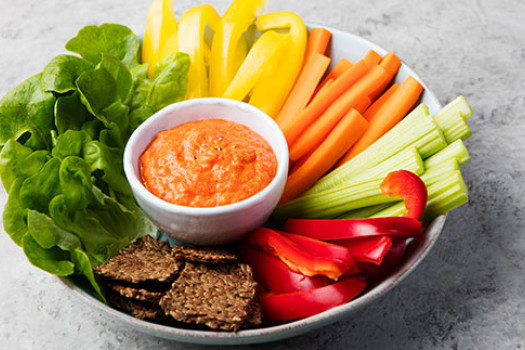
[
  {"left": 106, "top": 282, "right": 165, "bottom": 303},
  {"left": 171, "top": 244, "right": 237, "bottom": 264},
  {"left": 107, "top": 292, "right": 165, "bottom": 322},
  {"left": 94, "top": 235, "right": 181, "bottom": 284},
  {"left": 159, "top": 262, "right": 258, "bottom": 331}
]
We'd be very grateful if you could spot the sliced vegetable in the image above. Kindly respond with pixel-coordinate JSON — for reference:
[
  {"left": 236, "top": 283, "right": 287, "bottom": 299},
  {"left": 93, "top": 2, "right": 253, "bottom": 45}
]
[
  {"left": 380, "top": 170, "right": 428, "bottom": 220},
  {"left": 281, "top": 109, "right": 368, "bottom": 203},
  {"left": 247, "top": 227, "right": 352, "bottom": 280},
  {"left": 363, "top": 50, "right": 382, "bottom": 69},
  {"left": 279, "top": 59, "right": 368, "bottom": 144},
  {"left": 142, "top": 0, "right": 179, "bottom": 77},
  {"left": 306, "top": 103, "right": 447, "bottom": 195},
  {"left": 372, "top": 169, "right": 468, "bottom": 221},
  {"left": 275, "top": 178, "right": 393, "bottom": 219},
  {"left": 339, "top": 76, "right": 423, "bottom": 163},
  {"left": 178, "top": 4, "right": 220, "bottom": 99},
  {"left": 302, "top": 27, "right": 331, "bottom": 66},
  {"left": 424, "top": 139, "right": 470, "bottom": 169},
  {"left": 248, "top": 11, "right": 307, "bottom": 117},
  {"left": 362, "top": 83, "right": 399, "bottom": 121},
  {"left": 222, "top": 31, "right": 289, "bottom": 101},
  {"left": 332, "top": 236, "right": 392, "bottom": 265},
  {"left": 314, "top": 58, "right": 352, "bottom": 94},
  {"left": 357, "top": 238, "right": 406, "bottom": 282},
  {"left": 209, "top": 0, "right": 267, "bottom": 97},
  {"left": 283, "top": 217, "right": 422, "bottom": 240},
  {"left": 237, "top": 243, "right": 328, "bottom": 293},
  {"left": 282, "top": 232, "right": 357, "bottom": 269},
  {"left": 288, "top": 92, "right": 370, "bottom": 161},
  {"left": 294, "top": 64, "right": 390, "bottom": 148},
  {"left": 259, "top": 276, "right": 366, "bottom": 321},
  {"left": 275, "top": 53, "right": 331, "bottom": 127}
]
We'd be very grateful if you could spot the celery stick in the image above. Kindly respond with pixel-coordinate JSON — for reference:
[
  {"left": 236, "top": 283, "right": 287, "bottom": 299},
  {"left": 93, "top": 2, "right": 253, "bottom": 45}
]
[
  {"left": 434, "top": 111, "right": 472, "bottom": 143},
  {"left": 424, "top": 139, "right": 470, "bottom": 168},
  {"left": 433, "top": 96, "right": 473, "bottom": 143},
  {"left": 336, "top": 203, "right": 391, "bottom": 219},
  {"left": 306, "top": 104, "right": 447, "bottom": 194},
  {"left": 370, "top": 169, "right": 468, "bottom": 220},
  {"left": 346, "top": 146, "right": 423, "bottom": 184},
  {"left": 421, "top": 159, "right": 459, "bottom": 186},
  {"left": 434, "top": 95, "right": 473, "bottom": 121},
  {"left": 273, "top": 178, "right": 399, "bottom": 220}
]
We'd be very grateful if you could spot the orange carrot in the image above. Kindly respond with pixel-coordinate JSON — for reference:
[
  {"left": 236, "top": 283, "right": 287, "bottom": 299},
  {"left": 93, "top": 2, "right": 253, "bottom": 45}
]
[
  {"left": 363, "top": 50, "right": 382, "bottom": 69},
  {"left": 279, "top": 109, "right": 368, "bottom": 203},
  {"left": 379, "top": 52, "right": 401, "bottom": 76},
  {"left": 303, "top": 27, "right": 332, "bottom": 66},
  {"left": 368, "top": 52, "right": 401, "bottom": 100},
  {"left": 338, "top": 76, "right": 424, "bottom": 164},
  {"left": 363, "top": 83, "right": 399, "bottom": 121},
  {"left": 289, "top": 93, "right": 371, "bottom": 161},
  {"left": 288, "top": 65, "right": 391, "bottom": 160},
  {"left": 279, "top": 59, "right": 369, "bottom": 144},
  {"left": 309, "top": 77, "right": 334, "bottom": 104},
  {"left": 315, "top": 58, "right": 353, "bottom": 94},
  {"left": 276, "top": 53, "right": 331, "bottom": 126}
]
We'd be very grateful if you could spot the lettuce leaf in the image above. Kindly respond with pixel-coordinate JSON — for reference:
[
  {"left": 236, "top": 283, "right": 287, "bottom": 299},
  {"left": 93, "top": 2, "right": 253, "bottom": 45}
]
[
  {"left": 0, "top": 23, "right": 188, "bottom": 301},
  {"left": 0, "top": 74, "right": 56, "bottom": 150},
  {"left": 65, "top": 24, "right": 140, "bottom": 68}
]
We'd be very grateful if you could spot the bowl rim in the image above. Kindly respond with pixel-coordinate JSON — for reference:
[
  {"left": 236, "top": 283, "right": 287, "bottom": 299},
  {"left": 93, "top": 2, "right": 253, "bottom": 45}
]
[
  {"left": 61, "top": 24, "right": 446, "bottom": 345},
  {"left": 123, "top": 97, "right": 289, "bottom": 214}
]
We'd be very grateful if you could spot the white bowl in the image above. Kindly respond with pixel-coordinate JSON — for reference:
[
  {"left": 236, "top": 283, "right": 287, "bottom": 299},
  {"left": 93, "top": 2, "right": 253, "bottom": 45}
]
[{"left": 123, "top": 98, "right": 289, "bottom": 245}]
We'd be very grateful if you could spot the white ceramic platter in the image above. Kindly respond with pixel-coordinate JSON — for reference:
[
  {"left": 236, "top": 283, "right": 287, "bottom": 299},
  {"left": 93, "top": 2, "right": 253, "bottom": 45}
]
[{"left": 59, "top": 24, "right": 444, "bottom": 345}]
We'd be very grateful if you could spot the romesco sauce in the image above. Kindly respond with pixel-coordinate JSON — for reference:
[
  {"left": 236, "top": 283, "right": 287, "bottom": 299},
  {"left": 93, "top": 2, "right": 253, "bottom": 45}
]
[{"left": 140, "top": 119, "right": 277, "bottom": 207}]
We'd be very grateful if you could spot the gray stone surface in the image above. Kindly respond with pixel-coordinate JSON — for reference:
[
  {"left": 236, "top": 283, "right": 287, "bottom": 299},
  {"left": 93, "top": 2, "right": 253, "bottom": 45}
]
[{"left": 0, "top": 0, "right": 523, "bottom": 349}]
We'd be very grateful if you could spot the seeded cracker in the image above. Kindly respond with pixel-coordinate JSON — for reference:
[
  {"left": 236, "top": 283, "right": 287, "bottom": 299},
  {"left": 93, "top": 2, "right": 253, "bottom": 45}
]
[
  {"left": 106, "top": 282, "right": 165, "bottom": 303},
  {"left": 159, "top": 262, "right": 258, "bottom": 331},
  {"left": 94, "top": 235, "right": 181, "bottom": 284},
  {"left": 171, "top": 244, "right": 237, "bottom": 264},
  {"left": 107, "top": 292, "right": 165, "bottom": 322}
]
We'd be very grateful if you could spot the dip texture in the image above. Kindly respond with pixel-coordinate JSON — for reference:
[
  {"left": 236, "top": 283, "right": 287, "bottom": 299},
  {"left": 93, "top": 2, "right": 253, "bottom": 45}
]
[{"left": 140, "top": 118, "right": 277, "bottom": 207}]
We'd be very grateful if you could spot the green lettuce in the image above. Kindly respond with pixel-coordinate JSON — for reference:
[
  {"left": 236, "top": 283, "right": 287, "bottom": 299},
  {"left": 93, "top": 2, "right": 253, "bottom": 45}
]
[{"left": 0, "top": 23, "right": 190, "bottom": 300}]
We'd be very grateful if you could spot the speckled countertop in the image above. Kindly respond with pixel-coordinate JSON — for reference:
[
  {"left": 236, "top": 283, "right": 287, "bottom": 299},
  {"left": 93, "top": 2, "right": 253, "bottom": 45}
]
[{"left": 1, "top": 0, "right": 524, "bottom": 349}]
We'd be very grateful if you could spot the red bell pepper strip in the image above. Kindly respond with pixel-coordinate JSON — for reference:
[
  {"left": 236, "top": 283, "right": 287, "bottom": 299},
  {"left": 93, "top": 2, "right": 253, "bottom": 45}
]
[
  {"left": 283, "top": 217, "right": 422, "bottom": 240},
  {"left": 281, "top": 231, "right": 359, "bottom": 275},
  {"left": 380, "top": 170, "right": 428, "bottom": 220},
  {"left": 247, "top": 227, "right": 350, "bottom": 280},
  {"left": 332, "top": 236, "right": 393, "bottom": 265},
  {"left": 357, "top": 238, "right": 406, "bottom": 283},
  {"left": 237, "top": 243, "right": 328, "bottom": 294},
  {"left": 260, "top": 276, "right": 367, "bottom": 321}
]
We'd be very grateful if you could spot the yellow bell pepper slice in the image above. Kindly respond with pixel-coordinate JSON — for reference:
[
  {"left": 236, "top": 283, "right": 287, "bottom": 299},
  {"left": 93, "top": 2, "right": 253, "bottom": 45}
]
[
  {"left": 209, "top": 0, "right": 267, "bottom": 97},
  {"left": 249, "top": 12, "right": 307, "bottom": 118},
  {"left": 142, "top": 0, "right": 179, "bottom": 78},
  {"left": 178, "top": 4, "right": 220, "bottom": 99},
  {"left": 223, "top": 31, "right": 289, "bottom": 101}
]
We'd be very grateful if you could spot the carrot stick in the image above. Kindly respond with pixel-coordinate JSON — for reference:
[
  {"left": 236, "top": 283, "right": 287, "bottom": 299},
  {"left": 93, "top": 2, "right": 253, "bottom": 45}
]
[
  {"left": 303, "top": 27, "right": 331, "bottom": 66},
  {"left": 276, "top": 53, "right": 331, "bottom": 126},
  {"left": 279, "top": 59, "right": 369, "bottom": 144},
  {"left": 288, "top": 93, "right": 371, "bottom": 161},
  {"left": 309, "top": 78, "right": 334, "bottom": 104},
  {"left": 289, "top": 148, "right": 314, "bottom": 174},
  {"left": 315, "top": 58, "right": 353, "bottom": 94},
  {"left": 279, "top": 109, "right": 368, "bottom": 204},
  {"left": 363, "top": 83, "right": 399, "bottom": 121},
  {"left": 338, "top": 76, "right": 424, "bottom": 164},
  {"left": 379, "top": 52, "right": 401, "bottom": 76},
  {"left": 368, "top": 52, "right": 401, "bottom": 100},
  {"left": 363, "top": 50, "right": 382, "bottom": 69}
]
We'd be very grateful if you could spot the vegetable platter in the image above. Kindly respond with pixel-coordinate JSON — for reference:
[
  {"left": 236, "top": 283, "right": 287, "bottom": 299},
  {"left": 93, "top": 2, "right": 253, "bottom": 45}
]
[{"left": 0, "top": 0, "right": 472, "bottom": 345}]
